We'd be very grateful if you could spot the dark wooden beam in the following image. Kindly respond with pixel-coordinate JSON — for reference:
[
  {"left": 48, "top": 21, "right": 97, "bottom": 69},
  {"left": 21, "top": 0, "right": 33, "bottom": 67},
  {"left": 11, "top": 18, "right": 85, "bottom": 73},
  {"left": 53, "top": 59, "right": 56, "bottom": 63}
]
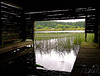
[
  {"left": 31, "top": 21, "right": 35, "bottom": 41},
  {"left": 94, "top": 26, "right": 98, "bottom": 43},
  {"left": 0, "top": 41, "right": 33, "bottom": 53},
  {"left": 2, "top": 0, "right": 96, "bottom": 12},
  {"left": 94, "top": 8, "right": 98, "bottom": 43},
  {"left": 95, "top": 6, "right": 100, "bottom": 48},
  {"left": 31, "top": 21, "right": 36, "bottom": 70},
  {"left": 0, "top": 24, "right": 2, "bottom": 45},
  {"left": 0, "top": 3, "right": 2, "bottom": 45},
  {"left": 20, "top": 10, "right": 26, "bottom": 41}
]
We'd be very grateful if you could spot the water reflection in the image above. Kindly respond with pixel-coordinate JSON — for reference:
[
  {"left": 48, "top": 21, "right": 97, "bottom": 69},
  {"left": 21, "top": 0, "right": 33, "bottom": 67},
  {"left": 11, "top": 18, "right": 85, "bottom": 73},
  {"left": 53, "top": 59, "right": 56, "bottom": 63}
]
[{"left": 34, "top": 37, "right": 79, "bottom": 72}]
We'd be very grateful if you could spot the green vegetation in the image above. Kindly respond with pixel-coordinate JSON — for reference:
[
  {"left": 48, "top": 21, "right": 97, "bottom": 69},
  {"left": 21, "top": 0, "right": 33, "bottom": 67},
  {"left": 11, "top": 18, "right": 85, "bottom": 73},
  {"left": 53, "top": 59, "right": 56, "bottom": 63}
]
[
  {"left": 35, "top": 21, "right": 85, "bottom": 31},
  {"left": 81, "top": 42, "right": 99, "bottom": 48},
  {"left": 35, "top": 33, "right": 94, "bottom": 42},
  {"left": 35, "top": 33, "right": 70, "bottom": 40},
  {"left": 34, "top": 33, "right": 94, "bottom": 51},
  {"left": 34, "top": 21, "right": 95, "bottom": 53}
]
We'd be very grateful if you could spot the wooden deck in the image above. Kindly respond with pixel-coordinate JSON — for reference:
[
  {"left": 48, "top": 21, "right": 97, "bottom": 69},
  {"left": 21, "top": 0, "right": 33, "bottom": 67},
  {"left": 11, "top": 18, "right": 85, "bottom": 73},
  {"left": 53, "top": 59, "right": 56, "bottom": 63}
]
[
  {"left": 0, "top": 41, "right": 33, "bottom": 54},
  {"left": 71, "top": 42, "right": 100, "bottom": 76}
]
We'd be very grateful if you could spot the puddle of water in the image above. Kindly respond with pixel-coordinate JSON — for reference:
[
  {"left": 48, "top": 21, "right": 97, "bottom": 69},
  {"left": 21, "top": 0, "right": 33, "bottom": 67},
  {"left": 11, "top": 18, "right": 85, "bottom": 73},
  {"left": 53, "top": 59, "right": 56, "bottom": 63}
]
[
  {"left": 34, "top": 38, "right": 79, "bottom": 72},
  {"left": 35, "top": 30, "right": 85, "bottom": 33}
]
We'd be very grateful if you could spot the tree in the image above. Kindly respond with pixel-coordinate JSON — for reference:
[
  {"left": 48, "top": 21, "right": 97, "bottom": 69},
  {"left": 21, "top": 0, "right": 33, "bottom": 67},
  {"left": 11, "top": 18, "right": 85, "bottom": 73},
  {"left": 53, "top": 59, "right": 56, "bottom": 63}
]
[
  {"left": 44, "top": 26, "right": 49, "bottom": 29},
  {"left": 65, "top": 25, "right": 70, "bottom": 28},
  {"left": 56, "top": 24, "right": 64, "bottom": 29},
  {"left": 36, "top": 25, "right": 42, "bottom": 29},
  {"left": 71, "top": 26, "right": 76, "bottom": 28},
  {"left": 35, "top": 21, "right": 85, "bottom": 30}
]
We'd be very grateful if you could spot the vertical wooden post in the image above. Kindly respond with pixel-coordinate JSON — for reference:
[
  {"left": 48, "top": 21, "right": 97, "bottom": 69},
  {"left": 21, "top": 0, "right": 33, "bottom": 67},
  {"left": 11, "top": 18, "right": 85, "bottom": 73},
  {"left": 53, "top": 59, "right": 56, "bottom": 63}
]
[
  {"left": 32, "top": 21, "right": 36, "bottom": 71},
  {"left": 95, "top": 6, "right": 100, "bottom": 48},
  {"left": 94, "top": 28, "right": 98, "bottom": 43},
  {"left": 0, "top": 3, "right": 2, "bottom": 45},
  {"left": 20, "top": 9, "right": 26, "bottom": 41},
  {"left": 0, "top": 24, "right": 2, "bottom": 45},
  {"left": 94, "top": 8, "right": 98, "bottom": 43},
  {"left": 98, "top": 8, "right": 100, "bottom": 48},
  {"left": 32, "top": 21, "right": 35, "bottom": 41}
]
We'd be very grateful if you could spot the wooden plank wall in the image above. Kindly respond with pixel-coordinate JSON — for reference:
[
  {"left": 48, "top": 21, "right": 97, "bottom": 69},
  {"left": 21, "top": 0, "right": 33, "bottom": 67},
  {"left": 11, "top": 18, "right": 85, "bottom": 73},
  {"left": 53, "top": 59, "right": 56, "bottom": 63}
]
[
  {"left": 25, "top": 14, "right": 34, "bottom": 39},
  {"left": 97, "top": 7, "right": 100, "bottom": 48},
  {"left": 1, "top": 2, "right": 21, "bottom": 44},
  {"left": 0, "top": 23, "right": 2, "bottom": 45},
  {"left": 20, "top": 10, "right": 26, "bottom": 41}
]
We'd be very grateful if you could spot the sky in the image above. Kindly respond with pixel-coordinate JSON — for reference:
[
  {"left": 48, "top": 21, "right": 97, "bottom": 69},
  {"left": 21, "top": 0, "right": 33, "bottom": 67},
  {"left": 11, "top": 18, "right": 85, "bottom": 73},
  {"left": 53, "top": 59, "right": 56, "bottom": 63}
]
[{"left": 53, "top": 19, "right": 85, "bottom": 22}]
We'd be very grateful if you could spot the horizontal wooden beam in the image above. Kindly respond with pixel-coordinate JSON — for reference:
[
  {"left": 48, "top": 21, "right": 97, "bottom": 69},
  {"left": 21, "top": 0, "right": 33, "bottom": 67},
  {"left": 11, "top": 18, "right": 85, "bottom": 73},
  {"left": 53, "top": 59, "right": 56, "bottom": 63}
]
[
  {"left": 0, "top": 47, "right": 33, "bottom": 64},
  {"left": 0, "top": 41, "right": 33, "bottom": 54},
  {"left": 0, "top": 24, "right": 2, "bottom": 45}
]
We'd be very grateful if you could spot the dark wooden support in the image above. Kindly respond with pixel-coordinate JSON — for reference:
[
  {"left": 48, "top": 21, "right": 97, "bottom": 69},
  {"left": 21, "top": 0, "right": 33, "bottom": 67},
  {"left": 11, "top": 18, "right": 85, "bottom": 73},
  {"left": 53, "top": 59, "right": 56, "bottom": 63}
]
[
  {"left": 95, "top": 6, "right": 100, "bottom": 48},
  {"left": 20, "top": 10, "right": 26, "bottom": 41},
  {"left": 96, "top": 0, "right": 100, "bottom": 48},
  {"left": 0, "top": 24, "right": 2, "bottom": 45},
  {"left": 32, "top": 21, "right": 35, "bottom": 41},
  {"left": 94, "top": 8, "right": 99, "bottom": 43},
  {"left": 94, "top": 27, "right": 98, "bottom": 43},
  {"left": 99, "top": 12, "right": 100, "bottom": 48},
  {"left": 31, "top": 21, "right": 36, "bottom": 71},
  {"left": 0, "top": 4, "right": 2, "bottom": 45}
]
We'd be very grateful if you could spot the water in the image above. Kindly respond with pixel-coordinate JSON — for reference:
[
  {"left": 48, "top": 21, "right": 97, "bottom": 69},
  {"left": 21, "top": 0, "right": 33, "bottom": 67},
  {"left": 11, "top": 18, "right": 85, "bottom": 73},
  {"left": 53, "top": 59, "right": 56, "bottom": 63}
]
[
  {"left": 34, "top": 37, "right": 80, "bottom": 72},
  {"left": 35, "top": 30, "right": 85, "bottom": 33}
]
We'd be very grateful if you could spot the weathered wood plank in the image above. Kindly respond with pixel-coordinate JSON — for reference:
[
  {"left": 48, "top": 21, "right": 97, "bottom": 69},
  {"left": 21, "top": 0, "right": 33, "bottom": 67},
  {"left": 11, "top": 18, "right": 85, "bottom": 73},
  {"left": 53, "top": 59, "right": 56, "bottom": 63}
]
[
  {"left": 71, "top": 42, "right": 100, "bottom": 76},
  {"left": 0, "top": 24, "right": 2, "bottom": 45},
  {"left": 0, "top": 41, "right": 33, "bottom": 53},
  {"left": 0, "top": 47, "right": 33, "bottom": 64},
  {"left": 20, "top": 10, "right": 26, "bottom": 41},
  {"left": 1, "top": 3, "right": 21, "bottom": 43}
]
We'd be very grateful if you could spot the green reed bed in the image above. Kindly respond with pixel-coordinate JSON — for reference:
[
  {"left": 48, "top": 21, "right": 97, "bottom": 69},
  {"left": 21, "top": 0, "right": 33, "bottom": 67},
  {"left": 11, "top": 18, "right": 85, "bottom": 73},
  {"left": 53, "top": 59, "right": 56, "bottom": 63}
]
[
  {"left": 35, "top": 33, "right": 69, "bottom": 40},
  {"left": 34, "top": 33, "right": 94, "bottom": 50},
  {"left": 35, "top": 33, "right": 94, "bottom": 42}
]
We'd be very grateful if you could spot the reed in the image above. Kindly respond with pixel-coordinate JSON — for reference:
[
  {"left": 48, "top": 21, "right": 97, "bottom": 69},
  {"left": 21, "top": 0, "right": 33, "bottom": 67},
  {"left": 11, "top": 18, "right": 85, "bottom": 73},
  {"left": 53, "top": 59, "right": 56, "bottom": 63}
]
[{"left": 34, "top": 33, "right": 94, "bottom": 53}]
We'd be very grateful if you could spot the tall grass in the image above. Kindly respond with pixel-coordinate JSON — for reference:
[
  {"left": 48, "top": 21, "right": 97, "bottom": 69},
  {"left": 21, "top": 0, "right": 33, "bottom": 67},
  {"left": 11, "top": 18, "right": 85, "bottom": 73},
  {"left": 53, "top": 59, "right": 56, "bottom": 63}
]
[
  {"left": 34, "top": 33, "right": 94, "bottom": 53},
  {"left": 87, "top": 33, "right": 94, "bottom": 42}
]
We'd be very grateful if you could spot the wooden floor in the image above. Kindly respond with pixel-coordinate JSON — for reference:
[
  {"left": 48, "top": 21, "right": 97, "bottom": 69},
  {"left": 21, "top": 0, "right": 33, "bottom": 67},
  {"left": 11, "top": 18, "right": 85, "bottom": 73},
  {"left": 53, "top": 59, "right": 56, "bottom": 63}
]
[
  {"left": 0, "top": 41, "right": 33, "bottom": 64},
  {"left": 70, "top": 42, "right": 100, "bottom": 76}
]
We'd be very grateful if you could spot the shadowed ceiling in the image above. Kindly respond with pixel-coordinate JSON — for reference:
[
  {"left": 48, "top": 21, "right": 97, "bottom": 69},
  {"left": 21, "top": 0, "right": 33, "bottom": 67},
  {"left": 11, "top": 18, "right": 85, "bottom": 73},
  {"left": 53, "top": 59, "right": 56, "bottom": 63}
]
[{"left": 1, "top": 0, "right": 98, "bottom": 11}]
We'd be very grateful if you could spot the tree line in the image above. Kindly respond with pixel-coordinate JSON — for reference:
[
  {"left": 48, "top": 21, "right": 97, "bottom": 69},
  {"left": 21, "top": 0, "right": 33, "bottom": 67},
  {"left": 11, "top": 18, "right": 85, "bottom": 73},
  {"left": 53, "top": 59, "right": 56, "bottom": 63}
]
[{"left": 35, "top": 21, "right": 85, "bottom": 31}]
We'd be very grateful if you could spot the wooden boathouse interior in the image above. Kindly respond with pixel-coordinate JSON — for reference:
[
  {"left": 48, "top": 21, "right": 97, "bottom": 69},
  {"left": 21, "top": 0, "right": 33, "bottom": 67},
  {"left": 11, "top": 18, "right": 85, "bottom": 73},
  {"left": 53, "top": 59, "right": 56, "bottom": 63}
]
[{"left": 0, "top": 0, "right": 100, "bottom": 76}]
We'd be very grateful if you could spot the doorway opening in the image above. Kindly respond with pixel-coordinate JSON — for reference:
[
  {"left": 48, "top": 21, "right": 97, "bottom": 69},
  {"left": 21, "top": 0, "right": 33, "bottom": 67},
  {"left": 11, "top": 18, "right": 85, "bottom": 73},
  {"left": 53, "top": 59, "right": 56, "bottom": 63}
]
[{"left": 34, "top": 19, "right": 94, "bottom": 72}]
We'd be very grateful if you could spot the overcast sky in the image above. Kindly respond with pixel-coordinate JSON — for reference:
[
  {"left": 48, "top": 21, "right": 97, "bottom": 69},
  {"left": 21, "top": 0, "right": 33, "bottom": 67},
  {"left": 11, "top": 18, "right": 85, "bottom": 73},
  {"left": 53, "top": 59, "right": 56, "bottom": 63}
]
[{"left": 53, "top": 19, "right": 85, "bottom": 22}]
